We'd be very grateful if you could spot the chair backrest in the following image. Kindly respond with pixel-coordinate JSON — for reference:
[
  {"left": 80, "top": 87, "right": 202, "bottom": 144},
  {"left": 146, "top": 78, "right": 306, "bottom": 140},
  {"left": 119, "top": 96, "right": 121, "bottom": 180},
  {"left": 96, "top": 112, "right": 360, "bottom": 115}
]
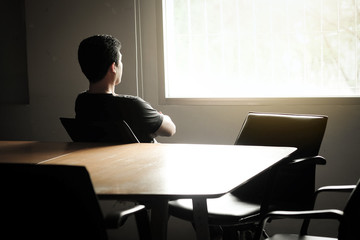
[
  {"left": 339, "top": 178, "right": 360, "bottom": 240},
  {"left": 0, "top": 163, "right": 107, "bottom": 240},
  {"left": 234, "top": 112, "right": 328, "bottom": 159},
  {"left": 232, "top": 112, "right": 328, "bottom": 211},
  {"left": 60, "top": 117, "right": 139, "bottom": 144}
]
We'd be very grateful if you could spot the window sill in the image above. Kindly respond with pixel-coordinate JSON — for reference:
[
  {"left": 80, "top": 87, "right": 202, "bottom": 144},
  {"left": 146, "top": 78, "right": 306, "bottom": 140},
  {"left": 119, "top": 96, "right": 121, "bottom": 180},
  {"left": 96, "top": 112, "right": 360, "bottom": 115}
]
[{"left": 159, "top": 97, "right": 360, "bottom": 106}]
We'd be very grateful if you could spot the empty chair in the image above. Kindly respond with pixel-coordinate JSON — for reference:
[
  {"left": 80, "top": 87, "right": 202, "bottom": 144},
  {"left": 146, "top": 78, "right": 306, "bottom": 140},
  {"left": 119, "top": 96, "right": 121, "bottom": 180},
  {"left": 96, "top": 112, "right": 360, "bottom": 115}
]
[
  {"left": 232, "top": 112, "right": 328, "bottom": 212},
  {"left": 169, "top": 112, "right": 328, "bottom": 239},
  {"left": 0, "top": 163, "right": 150, "bottom": 240},
  {"left": 255, "top": 178, "right": 360, "bottom": 240},
  {"left": 235, "top": 112, "right": 326, "bottom": 158},
  {"left": 60, "top": 117, "right": 139, "bottom": 143}
]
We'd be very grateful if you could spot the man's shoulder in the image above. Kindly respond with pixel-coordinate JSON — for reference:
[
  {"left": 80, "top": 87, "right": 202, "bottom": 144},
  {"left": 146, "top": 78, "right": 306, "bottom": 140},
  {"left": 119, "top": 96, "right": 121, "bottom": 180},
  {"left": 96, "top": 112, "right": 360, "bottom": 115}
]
[
  {"left": 115, "top": 94, "right": 155, "bottom": 111},
  {"left": 76, "top": 92, "right": 148, "bottom": 108},
  {"left": 115, "top": 94, "right": 139, "bottom": 99},
  {"left": 114, "top": 94, "right": 146, "bottom": 103},
  {"left": 77, "top": 92, "right": 142, "bottom": 101}
]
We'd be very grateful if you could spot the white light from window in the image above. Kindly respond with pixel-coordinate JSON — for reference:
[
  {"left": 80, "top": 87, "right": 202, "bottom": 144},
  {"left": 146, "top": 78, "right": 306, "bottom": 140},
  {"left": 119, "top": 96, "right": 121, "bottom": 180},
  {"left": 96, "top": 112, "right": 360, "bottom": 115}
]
[{"left": 162, "top": 0, "right": 360, "bottom": 98}]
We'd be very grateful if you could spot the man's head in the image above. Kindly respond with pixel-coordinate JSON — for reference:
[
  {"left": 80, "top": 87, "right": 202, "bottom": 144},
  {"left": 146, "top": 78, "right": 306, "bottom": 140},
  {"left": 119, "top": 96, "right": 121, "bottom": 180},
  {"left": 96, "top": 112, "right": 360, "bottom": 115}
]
[{"left": 78, "top": 35, "right": 121, "bottom": 83}]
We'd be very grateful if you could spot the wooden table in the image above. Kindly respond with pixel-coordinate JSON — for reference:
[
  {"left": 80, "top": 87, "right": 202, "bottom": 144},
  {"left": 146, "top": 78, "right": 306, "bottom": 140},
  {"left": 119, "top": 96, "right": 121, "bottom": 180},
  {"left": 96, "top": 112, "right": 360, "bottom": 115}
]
[
  {"left": 36, "top": 143, "right": 296, "bottom": 240},
  {"left": 0, "top": 141, "right": 103, "bottom": 164}
]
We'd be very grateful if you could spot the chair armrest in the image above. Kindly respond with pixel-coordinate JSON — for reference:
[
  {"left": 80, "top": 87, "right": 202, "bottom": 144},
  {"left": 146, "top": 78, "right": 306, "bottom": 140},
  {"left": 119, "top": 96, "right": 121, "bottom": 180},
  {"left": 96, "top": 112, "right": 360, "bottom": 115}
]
[
  {"left": 316, "top": 185, "right": 356, "bottom": 194},
  {"left": 264, "top": 209, "right": 343, "bottom": 222},
  {"left": 289, "top": 155, "right": 326, "bottom": 166},
  {"left": 313, "top": 185, "right": 356, "bottom": 207},
  {"left": 299, "top": 184, "right": 355, "bottom": 235},
  {"left": 254, "top": 209, "right": 343, "bottom": 240},
  {"left": 104, "top": 204, "right": 147, "bottom": 229}
]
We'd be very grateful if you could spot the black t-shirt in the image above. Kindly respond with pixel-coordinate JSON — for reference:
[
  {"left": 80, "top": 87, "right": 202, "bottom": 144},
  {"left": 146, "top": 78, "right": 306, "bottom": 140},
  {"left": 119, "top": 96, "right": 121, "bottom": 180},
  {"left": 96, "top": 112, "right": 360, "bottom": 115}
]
[{"left": 75, "top": 92, "right": 163, "bottom": 143}]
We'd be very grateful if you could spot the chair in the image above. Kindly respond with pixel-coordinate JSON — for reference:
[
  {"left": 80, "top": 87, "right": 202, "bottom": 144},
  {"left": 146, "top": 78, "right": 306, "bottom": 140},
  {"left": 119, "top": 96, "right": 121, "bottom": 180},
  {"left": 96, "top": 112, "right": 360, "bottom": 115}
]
[
  {"left": 255, "top": 179, "right": 360, "bottom": 240},
  {"left": 168, "top": 112, "right": 328, "bottom": 239},
  {"left": 60, "top": 117, "right": 139, "bottom": 143},
  {"left": 0, "top": 163, "right": 150, "bottom": 240}
]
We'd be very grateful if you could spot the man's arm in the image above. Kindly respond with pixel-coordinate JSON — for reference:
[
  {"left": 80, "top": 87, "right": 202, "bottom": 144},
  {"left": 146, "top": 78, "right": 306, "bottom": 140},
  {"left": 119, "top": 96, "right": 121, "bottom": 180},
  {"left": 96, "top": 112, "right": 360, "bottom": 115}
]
[{"left": 154, "top": 114, "right": 176, "bottom": 137}]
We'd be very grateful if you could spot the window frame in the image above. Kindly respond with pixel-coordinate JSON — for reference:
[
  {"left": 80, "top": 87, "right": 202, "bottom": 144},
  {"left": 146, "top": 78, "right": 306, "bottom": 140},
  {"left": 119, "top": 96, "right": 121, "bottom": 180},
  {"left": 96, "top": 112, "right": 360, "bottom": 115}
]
[{"left": 155, "top": 0, "right": 360, "bottom": 106}]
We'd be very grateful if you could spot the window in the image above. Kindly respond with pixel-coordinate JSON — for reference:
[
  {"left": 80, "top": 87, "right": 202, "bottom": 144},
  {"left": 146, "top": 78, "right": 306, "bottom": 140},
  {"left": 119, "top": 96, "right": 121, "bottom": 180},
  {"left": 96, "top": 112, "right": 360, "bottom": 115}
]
[{"left": 160, "top": 0, "right": 360, "bottom": 101}]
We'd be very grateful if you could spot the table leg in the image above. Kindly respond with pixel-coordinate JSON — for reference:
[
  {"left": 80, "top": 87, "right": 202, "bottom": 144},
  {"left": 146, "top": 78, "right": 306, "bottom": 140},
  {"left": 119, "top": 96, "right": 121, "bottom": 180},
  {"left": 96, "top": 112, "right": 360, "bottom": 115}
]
[
  {"left": 192, "top": 197, "right": 210, "bottom": 240},
  {"left": 150, "top": 199, "right": 169, "bottom": 240}
]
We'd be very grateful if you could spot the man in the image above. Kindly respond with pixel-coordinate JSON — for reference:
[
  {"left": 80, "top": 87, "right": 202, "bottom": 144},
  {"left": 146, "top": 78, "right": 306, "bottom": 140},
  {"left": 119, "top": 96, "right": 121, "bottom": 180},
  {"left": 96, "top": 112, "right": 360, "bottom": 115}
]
[{"left": 76, "top": 34, "right": 176, "bottom": 142}]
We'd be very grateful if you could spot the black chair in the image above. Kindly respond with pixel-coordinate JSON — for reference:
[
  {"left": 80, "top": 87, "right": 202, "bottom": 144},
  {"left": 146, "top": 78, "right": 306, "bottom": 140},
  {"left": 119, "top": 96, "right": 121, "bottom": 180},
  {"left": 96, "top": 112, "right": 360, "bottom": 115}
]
[
  {"left": 255, "top": 179, "right": 360, "bottom": 240},
  {"left": 0, "top": 163, "right": 150, "bottom": 240},
  {"left": 169, "top": 112, "right": 328, "bottom": 239},
  {"left": 60, "top": 117, "right": 139, "bottom": 143}
]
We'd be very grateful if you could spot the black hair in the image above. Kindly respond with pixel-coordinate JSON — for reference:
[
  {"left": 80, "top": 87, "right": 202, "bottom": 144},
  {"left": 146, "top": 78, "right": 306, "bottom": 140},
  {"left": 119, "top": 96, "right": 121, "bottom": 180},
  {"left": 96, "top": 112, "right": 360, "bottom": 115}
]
[{"left": 78, "top": 34, "right": 121, "bottom": 83}]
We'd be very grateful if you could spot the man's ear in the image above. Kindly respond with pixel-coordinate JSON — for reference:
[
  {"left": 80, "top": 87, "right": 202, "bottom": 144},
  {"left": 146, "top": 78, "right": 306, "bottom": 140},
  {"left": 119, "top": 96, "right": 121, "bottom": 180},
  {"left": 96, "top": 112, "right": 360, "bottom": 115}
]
[{"left": 110, "top": 62, "right": 117, "bottom": 73}]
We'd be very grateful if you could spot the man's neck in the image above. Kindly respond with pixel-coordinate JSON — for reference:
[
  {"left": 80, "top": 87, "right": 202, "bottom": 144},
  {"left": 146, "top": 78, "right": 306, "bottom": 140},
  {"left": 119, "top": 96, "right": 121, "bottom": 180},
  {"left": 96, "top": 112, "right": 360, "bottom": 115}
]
[{"left": 88, "top": 80, "right": 115, "bottom": 94}]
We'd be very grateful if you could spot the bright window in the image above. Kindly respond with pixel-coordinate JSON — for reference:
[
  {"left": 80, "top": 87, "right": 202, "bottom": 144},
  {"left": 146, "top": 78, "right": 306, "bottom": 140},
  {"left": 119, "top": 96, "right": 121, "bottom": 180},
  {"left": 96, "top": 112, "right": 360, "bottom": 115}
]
[{"left": 161, "top": 0, "right": 360, "bottom": 99}]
